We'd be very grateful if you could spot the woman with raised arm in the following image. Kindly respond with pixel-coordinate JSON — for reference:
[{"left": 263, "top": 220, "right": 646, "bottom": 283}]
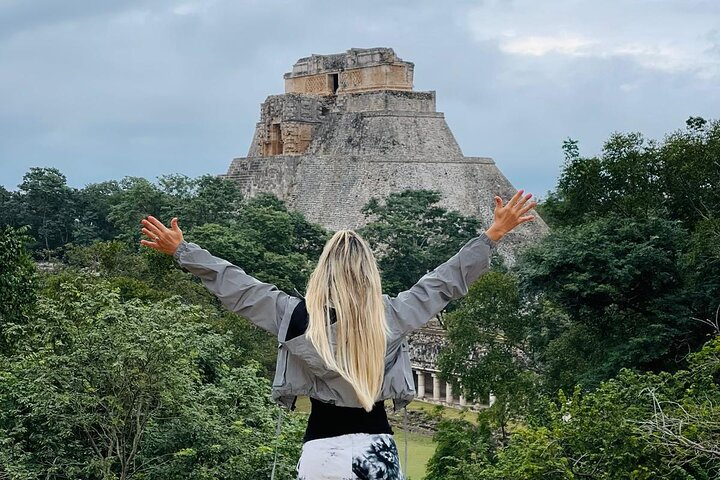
[{"left": 140, "top": 189, "right": 537, "bottom": 480}]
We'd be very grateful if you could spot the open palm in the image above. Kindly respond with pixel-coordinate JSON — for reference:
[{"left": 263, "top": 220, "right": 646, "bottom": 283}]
[
  {"left": 489, "top": 189, "right": 537, "bottom": 238},
  {"left": 140, "top": 216, "right": 184, "bottom": 255}
]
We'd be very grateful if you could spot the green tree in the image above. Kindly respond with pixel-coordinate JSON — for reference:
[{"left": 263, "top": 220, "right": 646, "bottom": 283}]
[
  {"left": 161, "top": 174, "right": 245, "bottom": 229},
  {"left": 64, "top": 240, "right": 143, "bottom": 277},
  {"left": 540, "top": 118, "right": 720, "bottom": 232},
  {"left": 658, "top": 117, "right": 720, "bottom": 229},
  {"left": 683, "top": 217, "right": 720, "bottom": 330},
  {"left": 288, "top": 209, "right": 329, "bottom": 259},
  {"left": 0, "top": 226, "right": 37, "bottom": 356},
  {"left": 186, "top": 222, "right": 314, "bottom": 296},
  {"left": 438, "top": 271, "right": 549, "bottom": 440},
  {"left": 658, "top": 118, "right": 720, "bottom": 324},
  {"left": 539, "top": 132, "right": 660, "bottom": 228},
  {"left": 424, "top": 414, "right": 496, "bottom": 480},
  {"left": 0, "top": 277, "right": 305, "bottom": 479},
  {"left": 73, "top": 180, "right": 123, "bottom": 244},
  {"left": 0, "top": 184, "right": 11, "bottom": 226},
  {"left": 237, "top": 204, "right": 295, "bottom": 255},
  {"left": 10, "top": 167, "right": 77, "bottom": 256},
  {"left": 358, "top": 189, "right": 483, "bottom": 296},
  {"left": 186, "top": 223, "right": 262, "bottom": 270},
  {"left": 60, "top": 239, "right": 280, "bottom": 375},
  {"left": 427, "top": 334, "right": 720, "bottom": 479},
  {"left": 515, "top": 214, "right": 695, "bottom": 391},
  {"left": 639, "top": 331, "right": 720, "bottom": 468},
  {"left": 107, "top": 177, "right": 169, "bottom": 244},
  {"left": 185, "top": 194, "right": 327, "bottom": 295}
]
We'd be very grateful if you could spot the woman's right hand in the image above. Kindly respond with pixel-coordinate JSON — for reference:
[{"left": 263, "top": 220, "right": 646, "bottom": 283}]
[
  {"left": 485, "top": 189, "right": 537, "bottom": 241},
  {"left": 140, "top": 216, "right": 184, "bottom": 255}
]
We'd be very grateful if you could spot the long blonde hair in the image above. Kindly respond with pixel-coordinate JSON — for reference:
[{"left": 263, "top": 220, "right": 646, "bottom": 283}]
[{"left": 305, "top": 229, "right": 390, "bottom": 412}]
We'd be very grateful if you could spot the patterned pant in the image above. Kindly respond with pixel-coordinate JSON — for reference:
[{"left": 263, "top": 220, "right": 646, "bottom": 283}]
[{"left": 296, "top": 433, "right": 405, "bottom": 480}]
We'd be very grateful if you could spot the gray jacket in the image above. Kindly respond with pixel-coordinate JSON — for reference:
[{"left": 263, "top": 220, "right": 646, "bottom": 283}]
[{"left": 173, "top": 231, "right": 498, "bottom": 411}]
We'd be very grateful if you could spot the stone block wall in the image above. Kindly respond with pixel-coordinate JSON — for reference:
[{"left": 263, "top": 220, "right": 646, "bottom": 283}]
[
  {"left": 310, "top": 111, "right": 463, "bottom": 159},
  {"left": 339, "top": 90, "right": 435, "bottom": 113}
]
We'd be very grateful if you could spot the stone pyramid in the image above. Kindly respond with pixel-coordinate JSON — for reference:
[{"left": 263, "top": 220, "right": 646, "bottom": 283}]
[{"left": 224, "top": 47, "right": 548, "bottom": 260}]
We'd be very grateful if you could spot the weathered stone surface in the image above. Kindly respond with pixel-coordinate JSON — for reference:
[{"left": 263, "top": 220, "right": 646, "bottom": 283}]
[
  {"left": 407, "top": 319, "right": 447, "bottom": 372},
  {"left": 226, "top": 48, "right": 548, "bottom": 247}
]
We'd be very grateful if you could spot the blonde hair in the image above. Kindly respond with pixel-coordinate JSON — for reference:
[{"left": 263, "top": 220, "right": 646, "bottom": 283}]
[{"left": 305, "top": 229, "right": 390, "bottom": 412}]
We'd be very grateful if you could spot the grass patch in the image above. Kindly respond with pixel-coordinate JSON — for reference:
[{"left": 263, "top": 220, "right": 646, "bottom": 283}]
[
  {"left": 394, "top": 428, "right": 435, "bottom": 480},
  {"left": 405, "top": 399, "right": 481, "bottom": 424},
  {"left": 292, "top": 395, "right": 311, "bottom": 412}
]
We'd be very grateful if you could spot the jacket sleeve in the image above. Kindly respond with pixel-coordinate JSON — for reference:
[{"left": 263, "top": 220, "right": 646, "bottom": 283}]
[
  {"left": 384, "top": 231, "right": 498, "bottom": 337},
  {"left": 173, "top": 240, "right": 293, "bottom": 336}
]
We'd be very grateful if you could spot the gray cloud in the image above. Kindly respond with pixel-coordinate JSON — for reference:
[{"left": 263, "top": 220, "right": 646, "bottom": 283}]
[{"left": 1, "top": 0, "right": 718, "bottom": 203}]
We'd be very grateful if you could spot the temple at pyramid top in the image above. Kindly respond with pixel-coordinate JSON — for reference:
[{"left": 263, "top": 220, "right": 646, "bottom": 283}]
[
  {"left": 284, "top": 48, "right": 414, "bottom": 95},
  {"left": 241, "top": 47, "right": 445, "bottom": 159}
]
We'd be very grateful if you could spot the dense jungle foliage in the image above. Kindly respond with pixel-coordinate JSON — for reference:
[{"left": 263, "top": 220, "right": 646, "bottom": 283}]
[{"left": 1, "top": 117, "right": 718, "bottom": 478}]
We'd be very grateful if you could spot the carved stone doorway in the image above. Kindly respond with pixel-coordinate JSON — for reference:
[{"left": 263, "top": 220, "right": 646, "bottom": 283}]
[
  {"left": 268, "top": 123, "right": 283, "bottom": 155},
  {"left": 329, "top": 73, "right": 339, "bottom": 94}
]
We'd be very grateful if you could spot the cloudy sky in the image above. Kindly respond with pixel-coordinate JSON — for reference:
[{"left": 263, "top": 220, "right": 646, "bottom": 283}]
[{"left": 1, "top": 0, "right": 718, "bottom": 201}]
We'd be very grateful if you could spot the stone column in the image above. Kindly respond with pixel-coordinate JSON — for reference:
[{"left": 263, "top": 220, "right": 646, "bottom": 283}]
[
  {"left": 431, "top": 373, "right": 441, "bottom": 401},
  {"left": 445, "top": 381, "right": 453, "bottom": 405},
  {"left": 459, "top": 394, "right": 466, "bottom": 407},
  {"left": 489, "top": 392, "right": 497, "bottom": 407},
  {"left": 416, "top": 370, "right": 425, "bottom": 399}
]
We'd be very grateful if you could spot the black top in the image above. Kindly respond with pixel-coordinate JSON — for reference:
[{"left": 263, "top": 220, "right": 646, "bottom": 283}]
[
  {"left": 304, "top": 398, "right": 393, "bottom": 443},
  {"left": 287, "top": 299, "right": 393, "bottom": 443}
]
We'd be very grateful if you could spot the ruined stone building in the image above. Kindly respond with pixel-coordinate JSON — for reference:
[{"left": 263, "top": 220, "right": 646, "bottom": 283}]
[{"left": 223, "top": 47, "right": 550, "bottom": 407}]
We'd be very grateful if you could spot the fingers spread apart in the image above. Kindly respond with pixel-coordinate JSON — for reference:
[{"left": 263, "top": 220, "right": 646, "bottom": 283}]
[
  {"left": 141, "top": 227, "right": 160, "bottom": 241},
  {"left": 141, "top": 218, "right": 163, "bottom": 236},
  {"left": 146, "top": 216, "right": 168, "bottom": 232}
]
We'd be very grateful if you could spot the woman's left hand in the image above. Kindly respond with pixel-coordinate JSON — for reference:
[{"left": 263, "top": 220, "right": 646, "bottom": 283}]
[{"left": 140, "top": 216, "right": 184, "bottom": 255}]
